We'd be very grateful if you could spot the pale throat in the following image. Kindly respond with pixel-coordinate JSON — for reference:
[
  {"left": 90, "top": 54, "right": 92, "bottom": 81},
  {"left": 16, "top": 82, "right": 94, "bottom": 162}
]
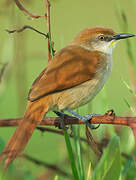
[
  {"left": 94, "top": 40, "right": 118, "bottom": 55},
  {"left": 81, "top": 40, "right": 118, "bottom": 56}
]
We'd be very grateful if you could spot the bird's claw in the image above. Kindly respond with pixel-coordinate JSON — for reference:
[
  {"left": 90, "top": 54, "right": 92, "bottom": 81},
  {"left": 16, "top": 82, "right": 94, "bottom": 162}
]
[
  {"left": 53, "top": 110, "right": 68, "bottom": 130},
  {"left": 81, "top": 113, "right": 101, "bottom": 130}
]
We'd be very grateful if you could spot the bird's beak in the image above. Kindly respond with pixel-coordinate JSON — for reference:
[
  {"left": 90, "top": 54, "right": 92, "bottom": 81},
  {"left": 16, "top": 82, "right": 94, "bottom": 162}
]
[{"left": 112, "top": 33, "right": 135, "bottom": 40}]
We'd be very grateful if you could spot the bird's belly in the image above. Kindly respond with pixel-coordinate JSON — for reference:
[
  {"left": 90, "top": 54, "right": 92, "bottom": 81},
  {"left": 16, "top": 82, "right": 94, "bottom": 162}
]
[{"left": 52, "top": 70, "right": 110, "bottom": 110}]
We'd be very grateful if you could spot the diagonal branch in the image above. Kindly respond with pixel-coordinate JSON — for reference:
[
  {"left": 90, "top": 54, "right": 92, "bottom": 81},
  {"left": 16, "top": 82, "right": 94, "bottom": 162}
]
[
  {"left": 14, "top": 0, "right": 45, "bottom": 19},
  {"left": 86, "top": 126, "right": 102, "bottom": 158},
  {"left": 22, "top": 154, "right": 72, "bottom": 178},
  {"left": 6, "top": 25, "right": 48, "bottom": 38}
]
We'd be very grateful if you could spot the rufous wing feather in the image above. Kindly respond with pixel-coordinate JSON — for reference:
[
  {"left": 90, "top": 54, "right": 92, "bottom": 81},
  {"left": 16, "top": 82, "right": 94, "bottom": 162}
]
[{"left": 28, "top": 45, "right": 102, "bottom": 102}]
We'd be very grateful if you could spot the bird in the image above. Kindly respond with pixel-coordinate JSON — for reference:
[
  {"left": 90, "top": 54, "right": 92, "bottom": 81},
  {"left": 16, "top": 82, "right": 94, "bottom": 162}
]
[{"left": 0, "top": 26, "right": 134, "bottom": 168}]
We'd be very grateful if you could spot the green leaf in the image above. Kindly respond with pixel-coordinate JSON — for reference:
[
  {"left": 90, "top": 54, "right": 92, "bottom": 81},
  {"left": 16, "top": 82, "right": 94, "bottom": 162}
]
[
  {"left": 122, "top": 152, "right": 136, "bottom": 177},
  {"left": 63, "top": 129, "right": 79, "bottom": 179},
  {"left": 92, "top": 136, "right": 121, "bottom": 180},
  {"left": 73, "top": 126, "right": 85, "bottom": 180}
]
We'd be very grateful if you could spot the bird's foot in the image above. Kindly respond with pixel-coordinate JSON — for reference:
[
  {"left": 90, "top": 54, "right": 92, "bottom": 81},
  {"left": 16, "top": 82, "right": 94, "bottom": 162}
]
[
  {"left": 65, "top": 108, "right": 100, "bottom": 130},
  {"left": 53, "top": 110, "right": 68, "bottom": 130},
  {"left": 80, "top": 114, "right": 100, "bottom": 129}
]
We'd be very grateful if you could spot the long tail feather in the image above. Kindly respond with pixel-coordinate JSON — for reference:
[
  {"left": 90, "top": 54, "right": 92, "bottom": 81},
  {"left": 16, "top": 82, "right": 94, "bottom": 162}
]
[{"left": 0, "top": 99, "right": 49, "bottom": 168}]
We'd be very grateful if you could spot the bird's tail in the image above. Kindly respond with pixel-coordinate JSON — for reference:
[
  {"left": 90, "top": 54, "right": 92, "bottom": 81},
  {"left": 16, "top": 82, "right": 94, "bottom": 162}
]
[{"left": 0, "top": 97, "right": 50, "bottom": 168}]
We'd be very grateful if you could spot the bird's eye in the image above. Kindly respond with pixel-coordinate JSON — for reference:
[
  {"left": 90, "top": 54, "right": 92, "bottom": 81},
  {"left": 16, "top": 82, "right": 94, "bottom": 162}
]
[{"left": 98, "top": 35, "right": 105, "bottom": 41}]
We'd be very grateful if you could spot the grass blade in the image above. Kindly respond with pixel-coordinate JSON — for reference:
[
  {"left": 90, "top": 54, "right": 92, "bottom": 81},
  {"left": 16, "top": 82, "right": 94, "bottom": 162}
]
[
  {"left": 116, "top": 0, "right": 136, "bottom": 75},
  {"left": 122, "top": 79, "right": 136, "bottom": 98},
  {"left": 63, "top": 129, "right": 79, "bottom": 179},
  {"left": 87, "top": 162, "right": 92, "bottom": 180},
  {"left": 123, "top": 98, "right": 136, "bottom": 115},
  {"left": 73, "top": 126, "right": 85, "bottom": 180}
]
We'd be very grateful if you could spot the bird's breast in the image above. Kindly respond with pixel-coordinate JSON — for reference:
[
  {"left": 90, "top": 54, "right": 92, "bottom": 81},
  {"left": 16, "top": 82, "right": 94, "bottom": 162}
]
[{"left": 53, "top": 55, "right": 112, "bottom": 110}]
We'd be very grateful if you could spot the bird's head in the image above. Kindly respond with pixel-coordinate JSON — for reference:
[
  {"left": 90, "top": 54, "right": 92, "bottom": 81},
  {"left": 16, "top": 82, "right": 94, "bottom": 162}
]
[{"left": 71, "top": 27, "right": 135, "bottom": 55}]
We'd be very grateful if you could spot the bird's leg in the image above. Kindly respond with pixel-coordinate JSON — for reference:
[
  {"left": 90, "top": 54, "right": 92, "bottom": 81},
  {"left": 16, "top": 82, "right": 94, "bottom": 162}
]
[
  {"left": 53, "top": 110, "right": 68, "bottom": 130},
  {"left": 65, "top": 108, "right": 100, "bottom": 130}
]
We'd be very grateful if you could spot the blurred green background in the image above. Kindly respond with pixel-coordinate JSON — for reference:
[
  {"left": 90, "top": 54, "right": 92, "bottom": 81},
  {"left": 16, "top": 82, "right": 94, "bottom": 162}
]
[{"left": 0, "top": 0, "right": 136, "bottom": 179}]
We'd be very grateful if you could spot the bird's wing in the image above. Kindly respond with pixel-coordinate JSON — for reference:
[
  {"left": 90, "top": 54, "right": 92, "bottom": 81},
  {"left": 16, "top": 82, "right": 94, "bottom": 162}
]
[{"left": 28, "top": 45, "right": 102, "bottom": 101}]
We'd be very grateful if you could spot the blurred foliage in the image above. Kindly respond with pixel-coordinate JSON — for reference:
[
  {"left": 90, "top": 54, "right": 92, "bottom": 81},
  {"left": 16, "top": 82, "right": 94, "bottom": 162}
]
[
  {"left": 0, "top": 0, "right": 136, "bottom": 179},
  {"left": 92, "top": 136, "right": 121, "bottom": 180}
]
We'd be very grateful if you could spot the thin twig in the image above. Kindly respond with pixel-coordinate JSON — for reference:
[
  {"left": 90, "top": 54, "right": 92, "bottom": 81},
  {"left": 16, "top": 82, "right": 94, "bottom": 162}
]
[
  {"left": 86, "top": 126, "right": 102, "bottom": 158},
  {"left": 22, "top": 154, "right": 72, "bottom": 178},
  {"left": 36, "top": 126, "right": 88, "bottom": 143},
  {"left": 44, "top": 0, "right": 53, "bottom": 60},
  {"left": 6, "top": 25, "right": 48, "bottom": 38},
  {"left": 14, "top": 0, "right": 45, "bottom": 19}
]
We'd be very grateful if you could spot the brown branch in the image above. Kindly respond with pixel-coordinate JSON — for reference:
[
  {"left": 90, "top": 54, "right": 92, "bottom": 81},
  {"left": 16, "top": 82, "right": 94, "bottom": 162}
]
[
  {"left": 44, "top": 0, "right": 52, "bottom": 60},
  {"left": 14, "top": 0, "right": 45, "bottom": 19},
  {"left": 1, "top": 111, "right": 136, "bottom": 160},
  {"left": 22, "top": 154, "right": 72, "bottom": 178},
  {"left": 0, "top": 110, "right": 136, "bottom": 139},
  {"left": 0, "top": 111, "right": 134, "bottom": 126}
]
